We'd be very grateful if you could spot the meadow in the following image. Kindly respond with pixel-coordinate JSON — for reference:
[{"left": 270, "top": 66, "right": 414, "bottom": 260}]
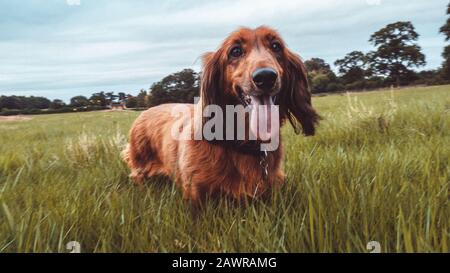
[{"left": 0, "top": 85, "right": 449, "bottom": 253}]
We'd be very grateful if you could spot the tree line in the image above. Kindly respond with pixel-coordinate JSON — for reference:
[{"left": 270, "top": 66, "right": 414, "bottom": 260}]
[
  {"left": 0, "top": 69, "right": 200, "bottom": 115},
  {"left": 63, "top": 68, "right": 200, "bottom": 109},
  {"left": 308, "top": 16, "right": 449, "bottom": 93},
  {"left": 1, "top": 8, "right": 449, "bottom": 115}
]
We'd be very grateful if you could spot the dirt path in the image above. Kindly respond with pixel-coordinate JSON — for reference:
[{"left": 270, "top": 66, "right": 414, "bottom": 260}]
[{"left": 0, "top": 116, "right": 33, "bottom": 122}]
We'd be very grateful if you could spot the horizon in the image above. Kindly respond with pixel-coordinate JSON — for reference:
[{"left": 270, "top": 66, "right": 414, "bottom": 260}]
[{"left": 0, "top": 0, "right": 448, "bottom": 102}]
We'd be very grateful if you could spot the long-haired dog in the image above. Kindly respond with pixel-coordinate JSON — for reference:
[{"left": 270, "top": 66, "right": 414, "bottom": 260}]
[{"left": 123, "top": 26, "right": 319, "bottom": 204}]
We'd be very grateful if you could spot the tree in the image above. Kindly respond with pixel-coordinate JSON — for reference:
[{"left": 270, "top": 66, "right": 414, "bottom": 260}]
[
  {"left": 147, "top": 83, "right": 169, "bottom": 107},
  {"left": 170, "top": 69, "right": 199, "bottom": 103},
  {"left": 0, "top": 96, "right": 50, "bottom": 110},
  {"left": 118, "top": 92, "right": 126, "bottom": 102},
  {"left": 136, "top": 90, "right": 148, "bottom": 108},
  {"left": 440, "top": 3, "right": 450, "bottom": 39},
  {"left": 22, "top": 96, "right": 50, "bottom": 109},
  {"left": 49, "top": 99, "right": 66, "bottom": 109},
  {"left": 368, "top": 21, "right": 426, "bottom": 87},
  {"left": 440, "top": 3, "right": 450, "bottom": 81},
  {"left": 442, "top": 47, "right": 450, "bottom": 81},
  {"left": 70, "top": 96, "right": 89, "bottom": 107},
  {"left": 334, "top": 51, "right": 368, "bottom": 84},
  {"left": 147, "top": 69, "right": 200, "bottom": 107},
  {"left": 125, "top": 95, "right": 138, "bottom": 108},
  {"left": 89, "top": 92, "right": 107, "bottom": 106},
  {"left": 304, "top": 58, "right": 341, "bottom": 93},
  {"left": 0, "top": 96, "right": 22, "bottom": 110},
  {"left": 105, "top": 92, "right": 118, "bottom": 105},
  {"left": 305, "top": 58, "right": 331, "bottom": 73}
]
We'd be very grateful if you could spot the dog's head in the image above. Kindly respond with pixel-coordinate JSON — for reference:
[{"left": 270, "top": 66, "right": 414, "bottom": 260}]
[{"left": 200, "top": 26, "right": 319, "bottom": 137}]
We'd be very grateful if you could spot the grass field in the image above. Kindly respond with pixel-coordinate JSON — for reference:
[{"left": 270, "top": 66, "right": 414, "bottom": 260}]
[{"left": 0, "top": 85, "right": 449, "bottom": 253}]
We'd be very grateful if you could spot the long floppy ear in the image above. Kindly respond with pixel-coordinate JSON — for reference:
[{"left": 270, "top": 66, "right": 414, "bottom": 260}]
[
  {"left": 280, "top": 50, "right": 320, "bottom": 136},
  {"left": 200, "top": 51, "right": 224, "bottom": 110}
]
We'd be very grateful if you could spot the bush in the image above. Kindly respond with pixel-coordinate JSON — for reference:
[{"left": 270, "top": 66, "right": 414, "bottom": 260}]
[
  {"left": 0, "top": 109, "right": 22, "bottom": 116},
  {"left": 311, "top": 74, "right": 332, "bottom": 93},
  {"left": 345, "top": 81, "right": 366, "bottom": 91},
  {"left": 326, "top": 82, "right": 344, "bottom": 92}
]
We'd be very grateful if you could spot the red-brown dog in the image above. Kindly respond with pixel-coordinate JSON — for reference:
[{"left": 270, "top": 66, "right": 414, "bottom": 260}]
[{"left": 123, "top": 26, "right": 319, "bottom": 204}]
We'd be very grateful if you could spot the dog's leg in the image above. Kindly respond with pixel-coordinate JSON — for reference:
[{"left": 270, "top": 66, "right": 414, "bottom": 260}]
[
  {"left": 122, "top": 144, "right": 145, "bottom": 186},
  {"left": 181, "top": 179, "right": 208, "bottom": 219},
  {"left": 123, "top": 144, "right": 146, "bottom": 186},
  {"left": 275, "top": 169, "right": 285, "bottom": 185},
  {"left": 129, "top": 169, "right": 146, "bottom": 186}
]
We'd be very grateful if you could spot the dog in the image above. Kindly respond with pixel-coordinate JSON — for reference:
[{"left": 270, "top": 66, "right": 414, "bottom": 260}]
[{"left": 123, "top": 26, "right": 319, "bottom": 204}]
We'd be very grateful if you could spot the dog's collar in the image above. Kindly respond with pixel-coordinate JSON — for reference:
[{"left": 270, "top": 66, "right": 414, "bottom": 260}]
[
  {"left": 207, "top": 139, "right": 260, "bottom": 154},
  {"left": 228, "top": 140, "right": 264, "bottom": 155}
]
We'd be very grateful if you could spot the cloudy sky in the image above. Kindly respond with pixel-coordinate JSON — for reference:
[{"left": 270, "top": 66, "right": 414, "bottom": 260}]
[{"left": 0, "top": 0, "right": 448, "bottom": 101}]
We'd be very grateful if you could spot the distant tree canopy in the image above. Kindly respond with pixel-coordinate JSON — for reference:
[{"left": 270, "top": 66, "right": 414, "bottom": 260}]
[
  {"left": 0, "top": 95, "right": 51, "bottom": 110},
  {"left": 304, "top": 58, "right": 331, "bottom": 72},
  {"left": 304, "top": 58, "right": 341, "bottom": 93},
  {"left": 0, "top": 69, "right": 201, "bottom": 113},
  {"left": 49, "top": 99, "right": 66, "bottom": 109},
  {"left": 118, "top": 92, "right": 126, "bottom": 102},
  {"left": 125, "top": 95, "right": 138, "bottom": 108},
  {"left": 70, "top": 96, "right": 90, "bottom": 107},
  {"left": 334, "top": 51, "right": 368, "bottom": 84},
  {"left": 442, "top": 47, "right": 450, "bottom": 80},
  {"left": 302, "top": 20, "right": 446, "bottom": 92},
  {"left": 89, "top": 92, "right": 107, "bottom": 107},
  {"left": 136, "top": 89, "right": 148, "bottom": 108},
  {"left": 440, "top": 3, "right": 450, "bottom": 39},
  {"left": 147, "top": 69, "right": 199, "bottom": 107},
  {"left": 368, "top": 21, "right": 426, "bottom": 86},
  {"left": 440, "top": 3, "right": 450, "bottom": 80},
  {"left": 105, "top": 92, "right": 118, "bottom": 104}
]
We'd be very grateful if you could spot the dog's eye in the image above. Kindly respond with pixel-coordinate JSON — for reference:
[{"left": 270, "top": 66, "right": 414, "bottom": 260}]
[
  {"left": 271, "top": 42, "right": 282, "bottom": 53},
  {"left": 229, "top": 46, "right": 243, "bottom": 58}
]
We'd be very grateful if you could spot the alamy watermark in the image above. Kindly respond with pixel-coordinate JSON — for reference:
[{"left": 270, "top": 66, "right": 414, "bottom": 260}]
[
  {"left": 367, "top": 241, "right": 381, "bottom": 253},
  {"left": 170, "top": 98, "right": 280, "bottom": 152},
  {"left": 66, "top": 240, "right": 381, "bottom": 253},
  {"left": 66, "top": 241, "right": 81, "bottom": 253}
]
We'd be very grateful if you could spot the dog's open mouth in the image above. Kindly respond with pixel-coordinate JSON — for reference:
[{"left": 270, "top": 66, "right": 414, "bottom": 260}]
[{"left": 238, "top": 89, "right": 279, "bottom": 141}]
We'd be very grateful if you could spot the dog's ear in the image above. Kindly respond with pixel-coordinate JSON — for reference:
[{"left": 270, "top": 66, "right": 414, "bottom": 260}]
[
  {"left": 280, "top": 49, "right": 320, "bottom": 136},
  {"left": 200, "top": 51, "right": 224, "bottom": 109}
]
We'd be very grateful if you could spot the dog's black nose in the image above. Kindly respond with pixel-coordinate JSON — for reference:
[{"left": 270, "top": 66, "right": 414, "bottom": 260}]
[{"left": 252, "top": 68, "right": 278, "bottom": 91}]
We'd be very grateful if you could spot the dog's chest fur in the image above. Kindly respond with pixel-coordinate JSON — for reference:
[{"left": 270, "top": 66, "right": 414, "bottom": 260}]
[{"left": 176, "top": 138, "right": 284, "bottom": 200}]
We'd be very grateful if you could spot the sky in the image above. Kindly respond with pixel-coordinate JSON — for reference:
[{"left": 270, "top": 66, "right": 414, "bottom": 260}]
[{"left": 0, "top": 0, "right": 448, "bottom": 102}]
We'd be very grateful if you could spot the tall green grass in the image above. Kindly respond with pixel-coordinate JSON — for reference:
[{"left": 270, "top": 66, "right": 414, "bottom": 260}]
[{"left": 0, "top": 85, "right": 449, "bottom": 253}]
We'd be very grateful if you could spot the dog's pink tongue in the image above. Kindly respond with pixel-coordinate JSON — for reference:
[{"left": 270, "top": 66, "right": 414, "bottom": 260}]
[{"left": 250, "top": 96, "right": 277, "bottom": 141}]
